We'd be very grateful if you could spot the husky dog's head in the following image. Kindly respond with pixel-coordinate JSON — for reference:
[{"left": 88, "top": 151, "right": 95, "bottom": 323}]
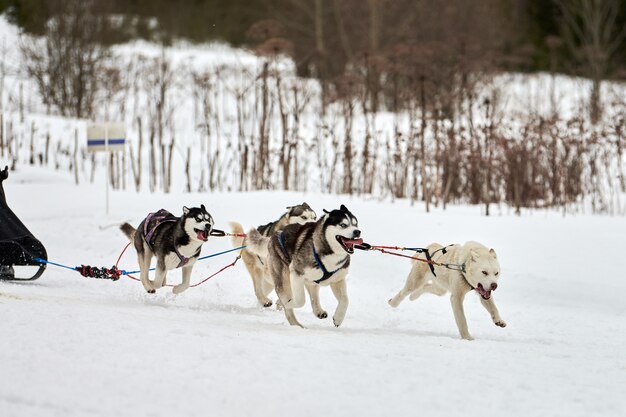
[
  {"left": 286, "top": 202, "right": 317, "bottom": 225},
  {"left": 464, "top": 244, "right": 500, "bottom": 300},
  {"left": 323, "top": 204, "right": 363, "bottom": 254},
  {"left": 182, "top": 204, "right": 214, "bottom": 242}
]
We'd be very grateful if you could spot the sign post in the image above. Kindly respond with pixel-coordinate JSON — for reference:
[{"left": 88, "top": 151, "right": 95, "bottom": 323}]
[{"left": 87, "top": 123, "right": 126, "bottom": 215}]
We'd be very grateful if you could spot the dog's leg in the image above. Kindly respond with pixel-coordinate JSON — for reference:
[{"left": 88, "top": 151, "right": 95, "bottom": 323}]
[
  {"left": 252, "top": 267, "right": 273, "bottom": 307},
  {"left": 173, "top": 265, "right": 193, "bottom": 294},
  {"left": 409, "top": 281, "right": 447, "bottom": 300},
  {"left": 138, "top": 254, "right": 155, "bottom": 294},
  {"left": 153, "top": 261, "right": 167, "bottom": 289},
  {"left": 450, "top": 292, "right": 473, "bottom": 340},
  {"left": 305, "top": 282, "right": 327, "bottom": 319},
  {"left": 272, "top": 264, "right": 294, "bottom": 309},
  {"left": 261, "top": 276, "right": 274, "bottom": 298},
  {"left": 271, "top": 266, "right": 304, "bottom": 328},
  {"left": 389, "top": 263, "right": 427, "bottom": 307},
  {"left": 284, "top": 307, "right": 304, "bottom": 328},
  {"left": 290, "top": 275, "right": 306, "bottom": 309},
  {"left": 480, "top": 297, "right": 507, "bottom": 328},
  {"left": 330, "top": 280, "right": 349, "bottom": 327}
]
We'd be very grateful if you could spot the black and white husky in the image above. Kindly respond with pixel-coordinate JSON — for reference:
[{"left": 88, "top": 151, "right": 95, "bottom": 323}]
[
  {"left": 229, "top": 203, "right": 317, "bottom": 307},
  {"left": 245, "top": 204, "right": 363, "bottom": 328},
  {"left": 120, "top": 205, "right": 214, "bottom": 294}
]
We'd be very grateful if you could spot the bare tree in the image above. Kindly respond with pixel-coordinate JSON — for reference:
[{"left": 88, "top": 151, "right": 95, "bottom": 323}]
[
  {"left": 557, "top": 0, "right": 626, "bottom": 124},
  {"left": 20, "top": 0, "right": 110, "bottom": 119}
]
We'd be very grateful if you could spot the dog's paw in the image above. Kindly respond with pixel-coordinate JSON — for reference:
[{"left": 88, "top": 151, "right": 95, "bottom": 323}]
[
  {"left": 287, "top": 318, "right": 305, "bottom": 328},
  {"left": 461, "top": 334, "right": 475, "bottom": 341},
  {"left": 495, "top": 320, "right": 507, "bottom": 328},
  {"left": 388, "top": 297, "right": 400, "bottom": 308},
  {"left": 147, "top": 289, "right": 156, "bottom": 294},
  {"left": 172, "top": 284, "right": 188, "bottom": 295},
  {"left": 316, "top": 311, "right": 328, "bottom": 319},
  {"left": 262, "top": 300, "right": 273, "bottom": 308},
  {"left": 333, "top": 317, "right": 344, "bottom": 327}
]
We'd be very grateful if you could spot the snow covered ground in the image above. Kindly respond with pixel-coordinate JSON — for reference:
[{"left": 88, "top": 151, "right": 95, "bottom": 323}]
[{"left": 1, "top": 165, "right": 625, "bottom": 417}]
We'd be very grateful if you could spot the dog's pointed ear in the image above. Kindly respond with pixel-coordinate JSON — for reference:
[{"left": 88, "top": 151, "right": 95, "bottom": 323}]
[
  {"left": 489, "top": 248, "right": 497, "bottom": 258},
  {"left": 201, "top": 204, "right": 206, "bottom": 212},
  {"left": 183, "top": 206, "right": 190, "bottom": 216},
  {"left": 340, "top": 204, "right": 349, "bottom": 212},
  {"left": 302, "top": 202, "right": 310, "bottom": 208},
  {"left": 323, "top": 209, "right": 330, "bottom": 214},
  {"left": 286, "top": 205, "right": 293, "bottom": 210},
  {"left": 470, "top": 250, "right": 480, "bottom": 261}
]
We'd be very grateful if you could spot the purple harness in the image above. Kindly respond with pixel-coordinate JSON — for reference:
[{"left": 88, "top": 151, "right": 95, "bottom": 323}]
[{"left": 142, "top": 209, "right": 190, "bottom": 268}]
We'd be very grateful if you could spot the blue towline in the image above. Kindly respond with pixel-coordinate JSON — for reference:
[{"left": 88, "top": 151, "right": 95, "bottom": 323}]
[{"left": 33, "top": 245, "right": 246, "bottom": 275}]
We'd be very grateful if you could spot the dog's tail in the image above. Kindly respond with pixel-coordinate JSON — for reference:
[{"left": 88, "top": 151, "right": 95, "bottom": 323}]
[
  {"left": 244, "top": 228, "right": 269, "bottom": 259},
  {"left": 228, "top": 222, "right": 246, "bottom": 248},
  {"left": 120, "top": 223, "right": 136, "bottom": 241}
]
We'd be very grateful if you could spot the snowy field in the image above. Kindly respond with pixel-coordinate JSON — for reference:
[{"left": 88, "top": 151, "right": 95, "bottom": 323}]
[{"left": 1, "top": 166, "right": 625, "bottom": 417}]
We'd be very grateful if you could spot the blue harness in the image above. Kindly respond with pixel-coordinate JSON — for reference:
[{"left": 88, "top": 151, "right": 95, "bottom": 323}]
[
  {"left": 277, "top": 232, "right": 349, "bottom": 284},
  {"left": 311, "top": 244, "right": 349, "bottom": 284}
]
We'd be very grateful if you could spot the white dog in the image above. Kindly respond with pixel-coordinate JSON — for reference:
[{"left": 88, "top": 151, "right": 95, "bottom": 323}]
[{"left": 388, "top": 241, "right": 506, "bottom": 340}]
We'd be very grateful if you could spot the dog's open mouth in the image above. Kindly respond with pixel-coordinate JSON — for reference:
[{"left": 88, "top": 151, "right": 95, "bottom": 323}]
[
  {"left": 476, "top": 283, "right": 492, "bottom": 300},
  {"left": 336, "top": 236, "right": 364, "bottom": 254},
  {"left": 194, "top": 228, "right": 209, "bottom": 241}
]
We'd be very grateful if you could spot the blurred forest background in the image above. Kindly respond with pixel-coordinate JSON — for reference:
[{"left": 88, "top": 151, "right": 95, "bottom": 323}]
[
  {"left": 3, "top": 0, "right": 625, "bottom": 82},
  {"left": 0, "top": 0, "right": 625, "bottom": 214}
]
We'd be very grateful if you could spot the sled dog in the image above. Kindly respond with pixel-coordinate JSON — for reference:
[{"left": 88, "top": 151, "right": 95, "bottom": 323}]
[
  {"left": 229, "top": 203, "right": 317, "bottom": 307},
  {"left": 245, "top": 204, "right": 363, "bottom": 328},
  {"left": 120, "top": 205, "right": 214, "bottom": 294},
  {"left": 388, "top": 241, "right": 506, "bottom": 340}
]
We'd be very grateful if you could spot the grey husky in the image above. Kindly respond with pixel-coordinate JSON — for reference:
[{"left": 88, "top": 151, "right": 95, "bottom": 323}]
[
  {"left": 120, "top": 205, "right": 214, "bottom": 294},
  {"left": 230, "top": 203, "right": 317, "bottom": 307},
  {"left": 245, "top": 204, "right": 363, "bottom": 328}
]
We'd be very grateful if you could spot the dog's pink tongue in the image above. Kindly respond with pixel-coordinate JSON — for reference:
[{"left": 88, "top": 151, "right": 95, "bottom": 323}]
[
  {"left": 476, "top": 287, "right": 491, "bottom": 300},
  {"left": 345, "top": 238, "right": 364, "bottom": 246},
  {"left": 197, "top": 230, "right": 208, "bottom": 241}
]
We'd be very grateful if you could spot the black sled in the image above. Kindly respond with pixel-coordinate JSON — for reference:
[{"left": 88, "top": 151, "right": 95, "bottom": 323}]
[{"left": 0, "top": 166, "right": 47, "bottom": 281}]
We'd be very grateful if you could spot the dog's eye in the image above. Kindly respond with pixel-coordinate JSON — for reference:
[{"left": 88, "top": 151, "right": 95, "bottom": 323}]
[
  {"left": 482, "top": 271, "right": 488, "bottom": 276},
  {"left": 341, "top": 223, "right": 348, "bottom": 228},
  {"left": 301, "top": 215, "right": 307, "bottom": 219},
  {"left": 495, "top": 272, "right": 499, "bottom": 276}
]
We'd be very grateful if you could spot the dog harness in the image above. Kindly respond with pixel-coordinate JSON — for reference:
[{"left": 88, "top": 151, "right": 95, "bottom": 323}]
[
  {"left": 311, "top": 244, "right": 349, "bottom": 284},
  {"left": 142, "top": 209, "right": 191, "bottom": 268},
  {"left": 277, "top": 231, "right": 291, "bottom": 263},
  {"left": 428, "top": 244, "right": 472, "bottom": 288},
  {"left": 276, "top": 231, "right": 348, "bottom": 284},
  {"left": 277, "top": 231, "right": 350, "bottom": 284}
]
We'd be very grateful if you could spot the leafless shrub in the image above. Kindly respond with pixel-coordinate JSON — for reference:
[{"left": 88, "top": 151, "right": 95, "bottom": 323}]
[{"left": 19, "top": 0, "right": 109, "bottom": 119}]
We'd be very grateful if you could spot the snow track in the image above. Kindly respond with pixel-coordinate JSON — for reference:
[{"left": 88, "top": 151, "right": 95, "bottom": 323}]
[{"left": 1, "top": 167, "right": 625, "bottom": 417}]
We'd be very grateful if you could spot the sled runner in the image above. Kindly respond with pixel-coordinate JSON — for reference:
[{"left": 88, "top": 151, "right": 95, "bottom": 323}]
[{"left": 0, "top": 166, "right": 47, "bottom": 281}]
